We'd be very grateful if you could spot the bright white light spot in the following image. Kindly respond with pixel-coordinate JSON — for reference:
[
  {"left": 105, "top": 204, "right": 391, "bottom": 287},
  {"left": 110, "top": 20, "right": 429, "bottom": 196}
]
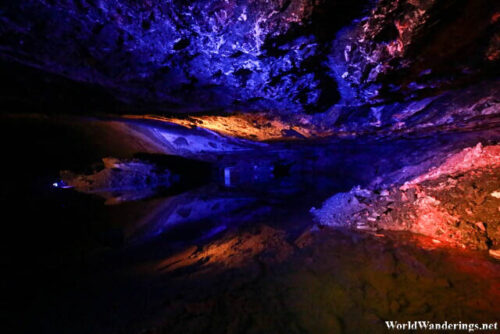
[{"left": 491, "top": 191, "right": 500, "bottom": 198}]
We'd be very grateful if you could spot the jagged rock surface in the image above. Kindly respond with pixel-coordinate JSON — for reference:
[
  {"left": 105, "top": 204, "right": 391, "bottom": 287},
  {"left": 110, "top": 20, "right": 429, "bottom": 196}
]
[
  {"left": 1, "top": 0, "right": 498, "bottom": 124},
  {"left": 312, "top": 144, "right": 500, "bottom": 250},
  {"left": 60, "top": 157, "right": 174, "bottom": 195}
]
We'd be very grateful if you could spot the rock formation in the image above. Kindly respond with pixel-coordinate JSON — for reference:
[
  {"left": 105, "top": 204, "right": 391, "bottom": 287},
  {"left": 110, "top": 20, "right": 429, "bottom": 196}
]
[{"left": 1, "top": 0, "right": 498, "bottom": 131}]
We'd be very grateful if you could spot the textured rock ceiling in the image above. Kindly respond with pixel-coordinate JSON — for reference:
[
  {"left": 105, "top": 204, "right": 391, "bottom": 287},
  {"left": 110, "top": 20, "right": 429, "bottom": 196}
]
[{"left": 0, "top": 0, "right": 499, "bottom": 131}]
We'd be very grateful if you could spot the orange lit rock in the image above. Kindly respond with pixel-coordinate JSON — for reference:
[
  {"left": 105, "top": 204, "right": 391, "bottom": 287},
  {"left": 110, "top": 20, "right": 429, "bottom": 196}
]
[
  {"left": 489, "top": 249, "right": 500, "bottom": 260},
  {"left": 124, "top": 113, "right": 333, "bottom": 141},
  {"left": 313, "top": 143, "right": 500, "bottom": 250}
]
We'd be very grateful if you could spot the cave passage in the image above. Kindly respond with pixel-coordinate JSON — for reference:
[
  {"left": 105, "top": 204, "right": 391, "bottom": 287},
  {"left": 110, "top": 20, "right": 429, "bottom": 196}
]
[
  {"left": 2, "top": 0, "right": 500, "bottom": 332},
  {"left": 3, "top": 114, "right": 500, "bottom": 334}
]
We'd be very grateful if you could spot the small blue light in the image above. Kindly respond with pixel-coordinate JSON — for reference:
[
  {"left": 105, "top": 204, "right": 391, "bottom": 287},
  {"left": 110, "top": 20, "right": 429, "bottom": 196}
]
[{"left": 53, "top": 180, "right": 73, "bottom": 189}]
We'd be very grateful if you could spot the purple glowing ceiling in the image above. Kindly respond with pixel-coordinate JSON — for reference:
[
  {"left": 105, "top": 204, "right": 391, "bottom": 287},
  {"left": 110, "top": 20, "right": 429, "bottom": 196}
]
[{"left": 0, "top": 0, "right": 498, "bottom": 116}]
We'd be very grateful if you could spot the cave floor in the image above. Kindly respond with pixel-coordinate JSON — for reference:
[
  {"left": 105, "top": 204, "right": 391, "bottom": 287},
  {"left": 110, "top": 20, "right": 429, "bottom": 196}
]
[
  {"left": 2, "top": 115, "right": 500, "bottom": 334},
  {"left": 20, "top": 200, "right": 500, "bottom": 334},
  {"left": 14, "top": 179, "right": 500, "bottom": 334}
]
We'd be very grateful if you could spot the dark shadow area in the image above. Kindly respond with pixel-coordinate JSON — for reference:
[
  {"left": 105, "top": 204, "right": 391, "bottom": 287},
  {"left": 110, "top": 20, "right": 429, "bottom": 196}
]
[{"left": 0, "top": 60, "right": 123, "bottom": 114}]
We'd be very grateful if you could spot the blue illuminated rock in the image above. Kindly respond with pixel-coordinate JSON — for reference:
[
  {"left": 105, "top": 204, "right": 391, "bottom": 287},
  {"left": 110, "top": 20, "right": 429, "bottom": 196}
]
[
  {"left": 0, "top": 0, "right": 498, "bottom": 122},
  {"left": 60, "top": 157, "right": 174, "bottom": 194}
]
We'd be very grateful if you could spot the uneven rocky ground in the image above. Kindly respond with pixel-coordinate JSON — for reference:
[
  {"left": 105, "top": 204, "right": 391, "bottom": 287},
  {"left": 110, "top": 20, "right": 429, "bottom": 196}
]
[
  {"left": 167, "top": 229, "right": 500, "bottom": 334},
  {"left": 47, "top": 226, "right": 499, "bottom": 334},
  {"left": 312, "top": 143, "right": 500, "bottom": 251}
]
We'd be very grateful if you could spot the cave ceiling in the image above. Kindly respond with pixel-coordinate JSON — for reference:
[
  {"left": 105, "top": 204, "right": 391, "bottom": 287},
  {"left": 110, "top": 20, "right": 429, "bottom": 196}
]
[{"left": 0, "top": 0, "right": 499, "bottom": 133}]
